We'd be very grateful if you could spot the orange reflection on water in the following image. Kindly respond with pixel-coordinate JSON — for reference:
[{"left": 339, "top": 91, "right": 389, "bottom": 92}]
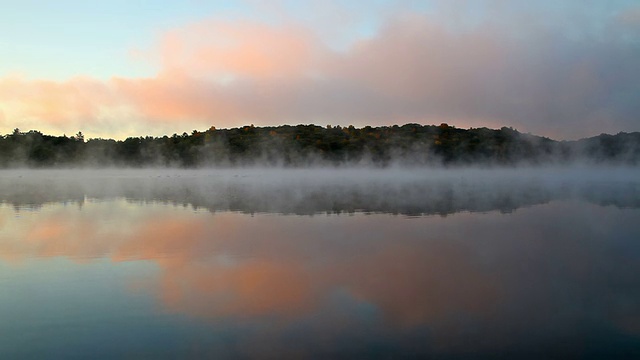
[
  {"left": 337, "top": 242, "right": 499, "bottom": 328},
  {"left": 24, "top": 214, "right": 103, "bottom": 259},
  {"left": 0, "top": 200, "right": 502, "bottom": 330},
  {"left": 111, "top": 217, "right": 207, "bottom": 263},
  {"left": 5, "top": 197, "right": 638, "bottom": 352},
  {"left": 156, "top": 259, "right": 317, "bottom": 320},
  {"left": 1, "top": 195, "right": 638, "bottom": 358}
]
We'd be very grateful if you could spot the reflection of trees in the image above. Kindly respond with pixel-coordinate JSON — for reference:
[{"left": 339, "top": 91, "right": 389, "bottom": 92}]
[{"left": 1, "top": 170, "right": 639, "bottom": 215}]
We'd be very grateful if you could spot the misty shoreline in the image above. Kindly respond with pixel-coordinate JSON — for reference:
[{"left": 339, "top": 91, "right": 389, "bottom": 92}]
[
  {"left": 2, "top": 125, "right": 639, "bottom": 168},
  {"left": 2, "top": 167, "right": 639, "bottom": 216}
]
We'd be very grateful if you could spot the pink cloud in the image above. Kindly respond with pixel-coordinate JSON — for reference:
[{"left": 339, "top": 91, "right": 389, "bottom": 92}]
[{"left": 156, "top": 20, "right": 322, "bottom": 79}]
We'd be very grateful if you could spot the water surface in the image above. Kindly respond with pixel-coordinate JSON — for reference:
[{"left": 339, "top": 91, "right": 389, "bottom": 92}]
[{"left": 1, "top": 168, "right": 639, "bottom": 359}]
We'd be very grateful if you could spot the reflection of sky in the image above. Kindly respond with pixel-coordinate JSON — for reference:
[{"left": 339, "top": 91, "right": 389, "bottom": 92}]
[{"left": 1, "top": 199, "right": 639, "bottom": 358}]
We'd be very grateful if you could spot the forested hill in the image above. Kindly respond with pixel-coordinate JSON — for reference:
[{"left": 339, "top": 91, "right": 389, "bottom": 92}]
[{"left": 1, "top": 124, "right": 639, "bottom": 167}]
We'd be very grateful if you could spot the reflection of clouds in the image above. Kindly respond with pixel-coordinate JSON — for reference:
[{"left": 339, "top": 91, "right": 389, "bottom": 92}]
[
  {"left": 25, "top": 215, "right": 103, "bottom": 259},
  {"left": 338, "top": 242, "right": 499, "bottom": 329},
  {"left": 134, "top": 214, "right": 503, "bottom": 329},
  {"left": 112, "top": 217, "right": 206, "bottom": 262},
  {"left": 1, "top": 199, "right": 639, "bottom": 355},
  {"left": 0, "top": 201, "right": 502, "bottom": 327},
  {"left": 157, "top": 259, "right": 317, "bottom": 320}
]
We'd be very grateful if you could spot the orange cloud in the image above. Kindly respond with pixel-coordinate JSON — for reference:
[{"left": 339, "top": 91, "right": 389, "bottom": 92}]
[
  {"left": 112, "top": 73, "right": 241, "bottom": 123},
  {"left": 0, "top": 75, "right": 117, "bottom": 126}
]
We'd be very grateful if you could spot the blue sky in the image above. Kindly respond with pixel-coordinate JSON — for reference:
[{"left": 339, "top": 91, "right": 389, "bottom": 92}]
[{"left": 0, "top": 0, "right": 248, "bottom": 79}]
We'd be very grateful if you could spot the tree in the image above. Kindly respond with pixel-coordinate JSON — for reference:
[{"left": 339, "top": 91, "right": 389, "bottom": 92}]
[{"left": 74, "top": 132, "right": 85, "bottom": 143}]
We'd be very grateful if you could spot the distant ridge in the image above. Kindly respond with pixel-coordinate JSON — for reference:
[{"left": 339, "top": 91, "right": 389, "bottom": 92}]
[{"left": 1, "top": 124, "right": 639, "bottom": 167}]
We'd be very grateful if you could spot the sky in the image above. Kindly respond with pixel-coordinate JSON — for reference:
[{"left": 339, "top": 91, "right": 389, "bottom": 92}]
[{"left": 0, "top": 0, "right": 639, "bottom": 140}]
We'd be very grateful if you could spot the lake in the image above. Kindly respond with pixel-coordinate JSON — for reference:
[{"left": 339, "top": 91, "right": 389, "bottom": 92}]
[{"left": 1, "top": 168, "right": 639, "bottom": 359}]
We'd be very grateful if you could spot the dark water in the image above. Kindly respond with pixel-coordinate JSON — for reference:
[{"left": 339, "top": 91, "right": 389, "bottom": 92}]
[{"left": 0, "top": 168, "right": 639, "bottom": 359}]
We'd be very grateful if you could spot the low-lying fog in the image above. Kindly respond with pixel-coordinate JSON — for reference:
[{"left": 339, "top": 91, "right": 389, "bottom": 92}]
[{"left": 1, "top": 166, "right": 639, "bottom": 215}]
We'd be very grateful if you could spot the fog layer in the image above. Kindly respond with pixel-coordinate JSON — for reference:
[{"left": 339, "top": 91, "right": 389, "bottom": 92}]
[{"left": 2, "top": 167, "right": 639, "bottom": 215}]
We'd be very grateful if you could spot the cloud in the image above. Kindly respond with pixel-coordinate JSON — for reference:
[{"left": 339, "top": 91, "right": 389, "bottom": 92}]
[
  {"left": 126, "top": 12, "right": 639, "bottom": 138},
  {"left": 0, "top": 75, "right": 117, "bottom": 126},
  {"left": 616, "top": 6, "right": 640, "bottom": 26},
  {"left": 156, "top": 20, "right": 322, "bottom": 79},
  {"left": 0, "top": 2, "right": 639, "bottom": 139}
]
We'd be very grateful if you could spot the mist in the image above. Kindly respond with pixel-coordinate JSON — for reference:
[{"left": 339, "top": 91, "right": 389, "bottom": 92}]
[
  {"left": 2, "top": 125, "right": 640, "bottom": 169},
  {"left": 2, "top": 166, "right": 639, "bottom": 216}
]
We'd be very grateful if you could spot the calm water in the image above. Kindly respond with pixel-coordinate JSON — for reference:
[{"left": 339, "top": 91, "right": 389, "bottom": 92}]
[{"left": 1, "top": 168, "right": 639, "bottom": 359}]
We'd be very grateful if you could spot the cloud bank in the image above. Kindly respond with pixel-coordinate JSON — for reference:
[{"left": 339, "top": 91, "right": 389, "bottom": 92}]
[{"left": 0, "top": 1, "right": 639, "bottom": 139}]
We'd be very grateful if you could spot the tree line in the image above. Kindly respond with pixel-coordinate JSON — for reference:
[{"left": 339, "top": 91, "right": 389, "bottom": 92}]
[{"left": 0, "top": 124, "right": 638, "bottom": 167}]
